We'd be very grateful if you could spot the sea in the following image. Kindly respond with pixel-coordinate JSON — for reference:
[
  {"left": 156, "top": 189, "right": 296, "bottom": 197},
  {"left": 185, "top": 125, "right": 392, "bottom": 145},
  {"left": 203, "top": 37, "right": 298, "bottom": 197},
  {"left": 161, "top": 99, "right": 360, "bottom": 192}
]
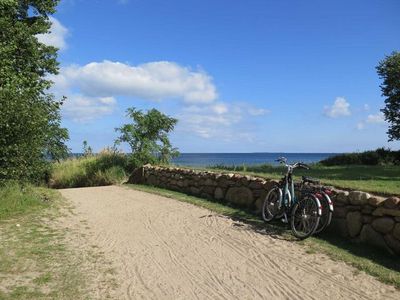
[
  {"left": 71, "top": 152, "right": 338, "bottom": 167},
  {"left": 170, "top": 153, "right": 338, "bottom": 167}
]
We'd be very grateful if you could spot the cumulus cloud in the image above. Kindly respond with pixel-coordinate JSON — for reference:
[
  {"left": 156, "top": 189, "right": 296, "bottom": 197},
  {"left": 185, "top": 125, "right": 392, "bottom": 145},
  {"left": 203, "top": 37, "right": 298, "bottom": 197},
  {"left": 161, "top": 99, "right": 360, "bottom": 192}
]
[
  {"left": 366, "top": 112, "right": 385, "bottom": 124},
  {"left": 324, "top": 97, "right": 351, "bottom": 118},
  {"left": 356, "top": 112, "right": 386, "bottom": 130},
  {"left": 62, "top": 95, "right": 116, "bottom": 123},
  {"left": 55, "top": 60, "right": 217, "bottom": 103},
  {"left": 36, "top": 16, "right": 68, "bottom": 50},
  {"left": 178, "top": 102, "right": 268, "bottom": 141}
]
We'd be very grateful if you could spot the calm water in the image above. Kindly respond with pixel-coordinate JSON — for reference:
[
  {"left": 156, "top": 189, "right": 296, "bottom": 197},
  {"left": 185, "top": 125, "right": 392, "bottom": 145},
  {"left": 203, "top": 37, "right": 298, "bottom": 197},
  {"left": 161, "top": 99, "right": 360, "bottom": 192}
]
[{"left": 171, "top": 153, "right": 338, "bottom": 167}]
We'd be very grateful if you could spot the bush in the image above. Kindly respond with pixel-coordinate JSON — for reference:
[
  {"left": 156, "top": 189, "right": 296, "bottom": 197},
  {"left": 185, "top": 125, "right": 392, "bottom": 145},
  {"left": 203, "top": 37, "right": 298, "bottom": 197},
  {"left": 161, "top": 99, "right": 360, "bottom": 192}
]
[
  {"left": 50, "top": 150, "right": 131, "bottom": 188},
  {"left": 320, "top": 148, "right": 400, "bottom": 166}
]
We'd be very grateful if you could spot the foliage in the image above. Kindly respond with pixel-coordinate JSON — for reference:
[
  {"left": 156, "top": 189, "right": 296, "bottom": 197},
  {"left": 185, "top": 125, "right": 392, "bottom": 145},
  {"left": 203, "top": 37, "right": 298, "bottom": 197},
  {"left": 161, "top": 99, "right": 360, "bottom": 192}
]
[
  {"left": 0, "top": 0, "right": 69, "bottom": 183},
  {"left": 50, "top": 149, "right": 130, "bottom": 188},
  {"left": 320, "top": 148, "right": 400, "bottom": 166},
  {"left": 376, "top": 51, "right": 400, "bottom": 141},
  {"left": 82, "top": 140, "right": 93, "bottom": 157},
  {"left": 115, "top": 107, "right": 179, "bottom": 168}
]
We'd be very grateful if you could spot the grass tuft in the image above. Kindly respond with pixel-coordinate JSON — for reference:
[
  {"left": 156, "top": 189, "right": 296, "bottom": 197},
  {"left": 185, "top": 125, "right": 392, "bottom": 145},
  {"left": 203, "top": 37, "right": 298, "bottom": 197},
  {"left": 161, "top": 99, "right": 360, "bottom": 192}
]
[{"left": 50, "top": 150, "right": 129, "bottom": 189}]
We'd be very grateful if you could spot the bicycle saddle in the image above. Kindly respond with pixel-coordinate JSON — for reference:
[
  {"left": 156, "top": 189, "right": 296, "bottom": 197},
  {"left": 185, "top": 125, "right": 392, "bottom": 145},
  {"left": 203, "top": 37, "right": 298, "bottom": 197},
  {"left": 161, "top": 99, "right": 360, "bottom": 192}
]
[{"left": 302, "top": 176, "right": 320, "bottom": 185}]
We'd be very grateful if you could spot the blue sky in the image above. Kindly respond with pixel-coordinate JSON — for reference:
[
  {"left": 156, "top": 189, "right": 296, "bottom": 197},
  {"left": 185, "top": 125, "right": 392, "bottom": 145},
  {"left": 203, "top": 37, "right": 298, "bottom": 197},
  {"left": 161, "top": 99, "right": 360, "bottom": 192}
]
[{"left": 41, "top": 0, "right": 400, "bottom": 153}]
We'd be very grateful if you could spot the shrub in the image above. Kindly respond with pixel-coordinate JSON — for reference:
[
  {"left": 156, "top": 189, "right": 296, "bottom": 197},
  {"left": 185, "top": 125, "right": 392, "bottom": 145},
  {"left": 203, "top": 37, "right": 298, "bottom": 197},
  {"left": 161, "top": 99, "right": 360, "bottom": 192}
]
[
  {"left": 50, "top": 150, "right": 130, "bottom": 189},
  {"left": 320, "top": 148, "right": 400, "bottom": 166}
]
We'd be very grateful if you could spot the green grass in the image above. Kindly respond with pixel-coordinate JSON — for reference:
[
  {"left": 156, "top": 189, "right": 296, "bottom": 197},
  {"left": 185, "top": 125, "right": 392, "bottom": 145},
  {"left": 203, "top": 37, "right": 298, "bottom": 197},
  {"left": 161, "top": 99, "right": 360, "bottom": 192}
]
[
  {"left": 127, "top": 183, "right": 400, "bottom": 289},
  {"left": 0, "top": 181, "right": 53, "bottom": 220},
  {"left": 51, "top": 150, "right": 129, "bottom": 189},
  {"left": 0, "top": 183, "right": 115, "bottom": 299},
  {"left": 200, "top": 164, "right": 400, "bottom": 196}
]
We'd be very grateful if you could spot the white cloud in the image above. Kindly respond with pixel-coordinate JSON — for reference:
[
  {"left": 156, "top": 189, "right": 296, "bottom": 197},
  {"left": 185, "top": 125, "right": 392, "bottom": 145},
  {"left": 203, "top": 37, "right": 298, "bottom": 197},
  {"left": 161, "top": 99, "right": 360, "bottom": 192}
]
[
  {"left": 36, "top": 16, "right": 68, "bottom": 50},
  {"left": 55, "top": 60, "right": 217, "bottom": 103},
  {"left": 177, "top": 102, "right": 268, "bottom": 141},
  {"left": 366, "top": 112, "right": 385, "bottom": 124},
  {"left": 323, "top": 97, "right": 351, "bottom": 118},
  {"left": 62, "top": 95, "right": 116, "bottom": 123},
  {"left": 356, "top": 122, "right": 365, "bottom": 130},
  {"left": 356, "top": 112, "right": 386, "bottom": 130}
]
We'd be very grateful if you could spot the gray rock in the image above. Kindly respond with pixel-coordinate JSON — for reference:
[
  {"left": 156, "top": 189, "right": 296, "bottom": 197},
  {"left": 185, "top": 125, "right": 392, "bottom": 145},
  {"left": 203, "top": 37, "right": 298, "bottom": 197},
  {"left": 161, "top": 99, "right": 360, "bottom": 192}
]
[
  {"left": 346, "top": 211, "right": 363, "bottom": 237},
  {"left": 349, "top": 191, "right": 370, "bottom": 206},
  {"left": 225, "top": 186, "right": 254, "bottom": 207},
  {"left": 327, "top": 218, "right": 348, "bottom": 237},
  {"left": 371, "top": 217, "right": 395, "bottom": 234},
  {"left": 393, "top": 223, "right": 400, "bottom": 241},
  {"left": 335, "top": 191, "right": 349, "bottom": 204},
  {"left": 362, "top": 215, "right": 373, "bottom": 224},
  {"left": 254, "top": 197, "right": 264, "bottom": 213},
  {"left": 190, "top": 186, "right": 201, "bottom": 195},
  {"left": 147, "top": 174, "right": 158, "bottom": 186},
  {"left": 384, "top": 234, "right": 400, "bottom": 255},
  {"left": 384, "top": 197, "right": 400, "bottom": 209},
  {"left": 368, "top": 196, "right": 386, "bottom": 207},
  {"left": 359, "top": 224, "right": 387, "bottom": 249},
  {"left": 372, "top": 207, "right": 400, "bottom": 217},
  {"left": 361, "top": 205, "right": 374, "bottom": 214},
  {"left": 214, "top": 187, "right": 225, "bottom": 201},
  {"left": 333, "top": 206, "right": 348, "bottom": 218},
  {"left": 248, "top": 180, "right": 266, "bottom": 190}
]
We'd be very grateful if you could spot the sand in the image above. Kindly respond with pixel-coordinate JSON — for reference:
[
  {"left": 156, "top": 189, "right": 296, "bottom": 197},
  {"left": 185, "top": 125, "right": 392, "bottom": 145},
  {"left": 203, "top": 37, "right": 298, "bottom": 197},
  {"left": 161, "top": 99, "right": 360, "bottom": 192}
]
[{"left": 60, "top": 185, "right": 400, "bottom": 300}]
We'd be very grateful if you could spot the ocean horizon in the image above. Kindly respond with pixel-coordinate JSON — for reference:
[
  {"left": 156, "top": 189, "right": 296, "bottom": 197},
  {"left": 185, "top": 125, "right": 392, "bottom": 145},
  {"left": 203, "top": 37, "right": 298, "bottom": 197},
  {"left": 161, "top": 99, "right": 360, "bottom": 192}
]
[
  {"left": 70, "top": 152, "right": 339, "bottom": 167},
  {"left": 171, "top": 152, "right": 338, "bottom": 167}
]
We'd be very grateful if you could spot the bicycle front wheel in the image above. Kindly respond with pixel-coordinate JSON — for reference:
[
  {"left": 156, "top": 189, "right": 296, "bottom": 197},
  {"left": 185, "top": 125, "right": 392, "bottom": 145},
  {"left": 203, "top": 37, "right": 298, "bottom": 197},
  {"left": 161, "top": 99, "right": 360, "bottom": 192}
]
[
  {"left": 261, "top": 186, "right": 283, "bottom": 222},
  {"left": 290, "top": 194, "right": 321, "bottom": 239}
]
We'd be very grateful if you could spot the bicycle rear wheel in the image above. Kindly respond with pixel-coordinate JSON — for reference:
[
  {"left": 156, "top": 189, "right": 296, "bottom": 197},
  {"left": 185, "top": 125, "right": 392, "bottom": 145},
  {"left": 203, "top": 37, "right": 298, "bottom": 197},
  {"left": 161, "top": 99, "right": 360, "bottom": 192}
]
[
  {"left": 314, "top": 192, "right": 333, "bottom": 234},
  {"left": 290, "top": 194, "right": 321, "bottom": 239},
  {"left": 261, "top": 187, "right": 283, "bottom": 222}
]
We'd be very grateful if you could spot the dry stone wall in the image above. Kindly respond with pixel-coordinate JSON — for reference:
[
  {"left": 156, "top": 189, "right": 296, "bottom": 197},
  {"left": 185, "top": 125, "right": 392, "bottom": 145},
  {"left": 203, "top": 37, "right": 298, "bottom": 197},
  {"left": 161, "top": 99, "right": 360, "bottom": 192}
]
[{"left": 129, "top": 165, "right": 400, "bottom": 256}]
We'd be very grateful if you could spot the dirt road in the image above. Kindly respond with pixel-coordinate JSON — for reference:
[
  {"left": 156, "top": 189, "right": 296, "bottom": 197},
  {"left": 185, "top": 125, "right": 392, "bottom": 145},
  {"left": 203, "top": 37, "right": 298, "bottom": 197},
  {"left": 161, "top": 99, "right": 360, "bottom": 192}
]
[{"left": 60, "top": 186, "right": 399, "bottom": 300}]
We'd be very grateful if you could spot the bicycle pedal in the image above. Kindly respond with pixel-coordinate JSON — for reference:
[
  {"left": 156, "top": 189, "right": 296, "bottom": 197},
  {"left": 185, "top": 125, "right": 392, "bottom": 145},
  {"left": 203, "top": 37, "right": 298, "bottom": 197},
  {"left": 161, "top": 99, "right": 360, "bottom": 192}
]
[{"left": 281, "top": 214, "right": 289, "bottom": 224}]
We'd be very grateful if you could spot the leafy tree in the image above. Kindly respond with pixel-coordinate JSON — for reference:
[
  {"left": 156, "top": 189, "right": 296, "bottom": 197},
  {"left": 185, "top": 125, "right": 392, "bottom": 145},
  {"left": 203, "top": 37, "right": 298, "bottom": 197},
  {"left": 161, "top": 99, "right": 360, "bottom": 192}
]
[
  {"left": 376, "top": 51, "right": 400, "bottom": 141},
  {"left": 0, "top": 0, "right": 69, "bottom": 183},
  {"left": 115, "top": 108, "right": 179, "bottom": 167},
  {"left": 82, "top": 140, "right": 93, "bottom": 157}
]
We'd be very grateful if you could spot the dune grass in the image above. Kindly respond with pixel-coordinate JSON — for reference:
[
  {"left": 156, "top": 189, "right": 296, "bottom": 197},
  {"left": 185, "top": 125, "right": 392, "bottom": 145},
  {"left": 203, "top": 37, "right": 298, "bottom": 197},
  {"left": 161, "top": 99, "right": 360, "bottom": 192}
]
[
  {"left": 127, "top": 183, "right": 400, "bottom": 289},
  {"left": 50, "top": 151, "right": 129, "bottom": 189},
  {"left": 202, "top": 164, "right": 400, "bottom": 196}
]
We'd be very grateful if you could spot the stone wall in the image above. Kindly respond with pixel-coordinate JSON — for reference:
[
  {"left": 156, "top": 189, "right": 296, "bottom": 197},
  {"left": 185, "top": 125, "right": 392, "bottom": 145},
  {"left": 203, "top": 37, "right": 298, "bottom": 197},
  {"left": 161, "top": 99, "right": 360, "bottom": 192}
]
[{"left": 129, "top": 165, "right": 400, "bottom": 255}]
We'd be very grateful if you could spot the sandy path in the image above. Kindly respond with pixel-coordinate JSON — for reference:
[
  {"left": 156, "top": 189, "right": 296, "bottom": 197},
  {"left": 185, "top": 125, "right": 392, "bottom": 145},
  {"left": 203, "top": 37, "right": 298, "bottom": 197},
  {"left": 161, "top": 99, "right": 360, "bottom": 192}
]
[{"left": 60, "top": 186, "right": 399, "bottom": 300}]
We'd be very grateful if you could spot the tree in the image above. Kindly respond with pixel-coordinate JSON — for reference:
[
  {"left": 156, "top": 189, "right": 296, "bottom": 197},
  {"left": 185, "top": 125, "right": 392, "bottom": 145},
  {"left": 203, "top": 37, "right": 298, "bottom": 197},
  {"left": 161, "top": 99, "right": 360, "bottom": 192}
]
[
  {"left": 376, "top": 51, "right": 400, "bottom": 141},
  {"left": 0, "top": 0, "right": 69, "bottom": 183},
  {"left": 115, "top": 108, "right": 179, "bottom": 167},
  {"left": 82, "top": 140, "right": 93, "bottom": 157}
]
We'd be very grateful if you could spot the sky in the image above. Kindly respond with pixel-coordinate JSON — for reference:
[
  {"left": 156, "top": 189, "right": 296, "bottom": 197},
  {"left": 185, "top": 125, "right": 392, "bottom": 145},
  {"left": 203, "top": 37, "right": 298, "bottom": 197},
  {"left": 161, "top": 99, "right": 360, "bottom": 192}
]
[{"left": 40, "top": 0, "right": 400, "bottom": 153}]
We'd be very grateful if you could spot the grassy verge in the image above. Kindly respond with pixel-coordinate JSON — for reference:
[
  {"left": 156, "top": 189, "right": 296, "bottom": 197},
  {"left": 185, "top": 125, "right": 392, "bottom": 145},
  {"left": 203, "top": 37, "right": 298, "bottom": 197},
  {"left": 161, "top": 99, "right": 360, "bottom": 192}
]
[
  {"left": 195, "top": 164, "right": 400, "bottom": 196},
  {"left": 0, "top": 183, "right": 114, "bottom": 299},
  {"left": 127, "top": 183, "right": 400, "bottom": 289},
  {"left": 51, "top": 150, "right": 129, "bottom": 189}
]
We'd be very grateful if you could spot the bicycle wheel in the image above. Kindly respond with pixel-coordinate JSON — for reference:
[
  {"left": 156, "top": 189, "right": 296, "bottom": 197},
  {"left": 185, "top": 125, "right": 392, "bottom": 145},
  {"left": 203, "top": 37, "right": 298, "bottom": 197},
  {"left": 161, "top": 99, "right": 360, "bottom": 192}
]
[
  {"left": 261, "top": 186, "right": 283, "bottom": 222},
  {"left": 314, "top": 192, "right": 333, "bottom": 234},
  {"left": 290, "top": 194, "right": 321, "bottom": 239}
]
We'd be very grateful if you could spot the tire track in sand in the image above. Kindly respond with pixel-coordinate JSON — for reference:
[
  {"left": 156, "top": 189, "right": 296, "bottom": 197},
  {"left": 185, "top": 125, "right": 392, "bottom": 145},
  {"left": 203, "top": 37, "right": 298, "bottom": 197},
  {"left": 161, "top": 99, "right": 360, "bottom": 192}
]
[{"left": 60, "top": 186, "right": 400, "bottom": 300}]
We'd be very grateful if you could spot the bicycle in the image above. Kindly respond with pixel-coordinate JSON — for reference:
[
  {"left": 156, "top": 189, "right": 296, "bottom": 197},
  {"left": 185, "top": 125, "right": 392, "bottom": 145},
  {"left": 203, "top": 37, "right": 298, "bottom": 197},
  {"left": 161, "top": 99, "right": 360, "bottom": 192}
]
[
  {"left": 299, "top": 177, "right": 334, "bottom": 234},
  {"left": 261, "top": 157, "right": 322, "bottom": 239}
]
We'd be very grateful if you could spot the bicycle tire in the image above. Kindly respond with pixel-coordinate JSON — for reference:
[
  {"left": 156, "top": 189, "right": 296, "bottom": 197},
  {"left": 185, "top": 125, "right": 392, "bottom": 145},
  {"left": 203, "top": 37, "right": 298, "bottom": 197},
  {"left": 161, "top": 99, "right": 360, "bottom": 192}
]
[
  {"left": 261, "top": 186, "right": 283, "bottom": 222},
  {"left": 290, "top": 194, "right": 321, "bottom": 239},
  {"left": 314, "top": 192, "right": 333, "bottom": 234}
]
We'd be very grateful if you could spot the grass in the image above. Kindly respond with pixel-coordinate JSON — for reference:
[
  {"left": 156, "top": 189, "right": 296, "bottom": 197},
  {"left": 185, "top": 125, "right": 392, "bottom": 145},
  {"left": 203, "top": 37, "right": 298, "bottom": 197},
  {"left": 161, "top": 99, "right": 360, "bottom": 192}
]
[
  {"left": 200, "top": 164, "right": 400, "bottom": 196},
  {"left": 0, "top": 182, "right": 115, "bottom": 299},
  {"left": 0, "top": 181, "right": 50, "bottom": 220},
  {"left": 127, "top": 183, "right": 400, "bottom": 289},
  {"left": 50, "top": 150, "right": 129, "bottom": 189}
]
